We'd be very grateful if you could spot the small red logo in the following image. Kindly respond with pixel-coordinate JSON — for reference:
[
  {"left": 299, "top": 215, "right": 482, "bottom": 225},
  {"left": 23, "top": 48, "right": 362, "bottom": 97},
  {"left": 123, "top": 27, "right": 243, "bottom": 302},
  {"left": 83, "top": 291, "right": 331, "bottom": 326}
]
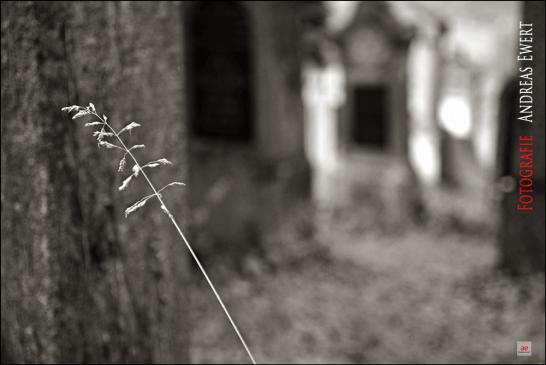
[{"left": 517, "top": 341, "right": 532, "bottom": 356}]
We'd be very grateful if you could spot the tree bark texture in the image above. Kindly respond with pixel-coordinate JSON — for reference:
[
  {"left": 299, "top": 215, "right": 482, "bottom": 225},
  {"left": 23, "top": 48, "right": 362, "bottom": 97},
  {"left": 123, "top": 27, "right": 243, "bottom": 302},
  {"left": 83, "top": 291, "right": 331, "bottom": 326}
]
[{"left": 1, "top": 2, "right": 189, "bottom": 363}]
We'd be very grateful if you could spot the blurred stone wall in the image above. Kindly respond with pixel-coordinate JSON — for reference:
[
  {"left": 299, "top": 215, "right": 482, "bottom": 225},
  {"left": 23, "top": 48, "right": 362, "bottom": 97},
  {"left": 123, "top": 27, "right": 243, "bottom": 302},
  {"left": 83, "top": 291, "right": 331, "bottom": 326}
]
[
  {"left": 184, "top": 2, "right": 311, "bottom": 262},
  {"left": 1, "top": 1, "right": 189, "bottom": 362}
]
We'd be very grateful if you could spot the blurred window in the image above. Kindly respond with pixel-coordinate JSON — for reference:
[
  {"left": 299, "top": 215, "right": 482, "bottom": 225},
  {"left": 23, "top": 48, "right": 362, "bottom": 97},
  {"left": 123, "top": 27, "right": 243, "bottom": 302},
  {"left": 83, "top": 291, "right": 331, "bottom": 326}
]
[
  {"left": 352, "top": 85, "right": 388, "bottom": 148},
  {"left": 189, "top": 2, "right": 253, "bottom": 140}
]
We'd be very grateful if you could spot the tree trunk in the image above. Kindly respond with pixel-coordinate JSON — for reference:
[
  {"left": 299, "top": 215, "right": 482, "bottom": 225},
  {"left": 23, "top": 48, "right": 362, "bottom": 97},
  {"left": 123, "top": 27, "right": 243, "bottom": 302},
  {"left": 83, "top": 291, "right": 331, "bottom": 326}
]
[{"left": 1, "top": 2, "right": 190, "bottom": 362}]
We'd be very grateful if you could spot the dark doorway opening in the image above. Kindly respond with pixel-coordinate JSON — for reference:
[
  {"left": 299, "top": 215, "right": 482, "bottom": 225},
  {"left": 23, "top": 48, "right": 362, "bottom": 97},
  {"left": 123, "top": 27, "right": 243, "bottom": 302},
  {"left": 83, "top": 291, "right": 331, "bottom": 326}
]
[
  {"left": 352, "top": 85, "right": 388, "bottom": 149},
  {"left": 188, "top": 2, "right": 253, "bottom": 140}
]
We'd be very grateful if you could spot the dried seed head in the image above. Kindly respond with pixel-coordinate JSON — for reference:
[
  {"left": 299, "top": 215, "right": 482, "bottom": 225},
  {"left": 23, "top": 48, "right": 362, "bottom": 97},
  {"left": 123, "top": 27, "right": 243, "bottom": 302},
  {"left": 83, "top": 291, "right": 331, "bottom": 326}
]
[
  {"left": 72, "top": 110, "right": 91, "bottom": 119},
  {"left": 125, "top": 194, "right": 155, "bottom": 217},
  {"left": 156, "top": 158, "right": 172, "bottom": 165},
  {"left": 118, "top": 174, "right": 134, "bottom": 191},
  {"left": 129, "top": 144, "right": 145, "bottom": 151},
  {"left": 118, "top": 156, "right": 127, "bottom": 172},
  {"left": 160, "top": 204, "right": 169, "bottom": 215},
  {"left": 93, "top": 131, "right": 114, "bottom": 140},
  {"left": 158, "top": 181, "right": 186, "bottom": 193},
  {"left": 143, "top": 158, "right": 173, "bottom": 169},
  {"left": 61, "top": 105, "right": 82, "bottom": 113},
  {"left": 118, "top": 122, "right": 141, "bottom": 135},
  {"left": 132, "top": 164, "right": 140, "bottom": 177},
  {"left": 98, "top": 141, "right": 119, "bottom": 149}
]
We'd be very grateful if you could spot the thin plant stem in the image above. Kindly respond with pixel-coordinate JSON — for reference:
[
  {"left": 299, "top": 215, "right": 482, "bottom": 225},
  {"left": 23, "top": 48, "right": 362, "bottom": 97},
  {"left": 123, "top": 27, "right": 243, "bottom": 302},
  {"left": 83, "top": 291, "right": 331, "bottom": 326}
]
[{"left": 93, "top": 112, "right": 257, "bottom": 365}]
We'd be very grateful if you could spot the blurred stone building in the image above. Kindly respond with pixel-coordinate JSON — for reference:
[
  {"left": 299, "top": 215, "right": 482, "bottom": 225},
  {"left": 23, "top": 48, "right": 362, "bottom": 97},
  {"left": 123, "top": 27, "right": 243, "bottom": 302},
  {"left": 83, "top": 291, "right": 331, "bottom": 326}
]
[
  {"left": 184, "top": 2, "right": 315, "bottom": 260},
  {"left": 336, "top": 1, "right": 420, "bottom": 224},
  {"left": 305, "top": 1, "right": 421, "bottom": 225}
]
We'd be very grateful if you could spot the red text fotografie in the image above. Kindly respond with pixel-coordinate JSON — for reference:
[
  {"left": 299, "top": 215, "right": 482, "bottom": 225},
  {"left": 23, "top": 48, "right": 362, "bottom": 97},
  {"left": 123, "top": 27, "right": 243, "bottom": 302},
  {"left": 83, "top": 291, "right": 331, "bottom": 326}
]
[{"left": 517, "top": 135, "right": 534, "bottom": 211}]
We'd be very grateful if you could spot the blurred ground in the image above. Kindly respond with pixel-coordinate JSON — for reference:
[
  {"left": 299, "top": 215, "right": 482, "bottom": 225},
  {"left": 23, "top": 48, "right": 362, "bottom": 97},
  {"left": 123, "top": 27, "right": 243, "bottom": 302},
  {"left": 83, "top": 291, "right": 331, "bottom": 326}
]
[{"left": 189, "top": 188, "right": 545, "bottom": 364}]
